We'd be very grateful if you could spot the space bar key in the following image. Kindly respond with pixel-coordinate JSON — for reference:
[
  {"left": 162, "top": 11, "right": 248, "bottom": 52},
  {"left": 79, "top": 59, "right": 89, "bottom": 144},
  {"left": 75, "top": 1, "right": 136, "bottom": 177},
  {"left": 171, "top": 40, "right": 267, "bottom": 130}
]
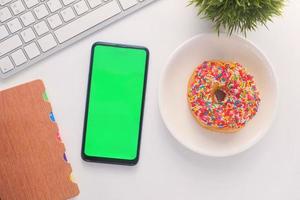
[{"left": 54, "top": 1, "right": 121, "bottom": 43}]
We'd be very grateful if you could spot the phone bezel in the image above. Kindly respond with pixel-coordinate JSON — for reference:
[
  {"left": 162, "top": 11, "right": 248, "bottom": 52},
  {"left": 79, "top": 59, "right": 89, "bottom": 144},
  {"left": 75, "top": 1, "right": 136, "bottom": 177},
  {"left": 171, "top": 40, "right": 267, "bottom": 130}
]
[{"left": 81, "top": 42, "right": 149, "bottom": 166}]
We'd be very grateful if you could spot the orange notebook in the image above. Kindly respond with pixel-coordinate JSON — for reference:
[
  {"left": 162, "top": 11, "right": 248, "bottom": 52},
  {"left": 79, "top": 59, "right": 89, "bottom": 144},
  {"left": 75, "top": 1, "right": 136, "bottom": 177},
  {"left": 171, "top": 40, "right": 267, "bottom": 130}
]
[{"left": 0, "top": 80, "right": 79, "bottom": 200}]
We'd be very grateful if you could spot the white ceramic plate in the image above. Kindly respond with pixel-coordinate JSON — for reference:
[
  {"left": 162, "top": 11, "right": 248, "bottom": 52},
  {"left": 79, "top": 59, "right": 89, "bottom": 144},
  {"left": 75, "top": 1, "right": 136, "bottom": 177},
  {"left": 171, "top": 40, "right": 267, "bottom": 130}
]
[{"left": 159, "top": 33, "right": 278, "bottom": 157}]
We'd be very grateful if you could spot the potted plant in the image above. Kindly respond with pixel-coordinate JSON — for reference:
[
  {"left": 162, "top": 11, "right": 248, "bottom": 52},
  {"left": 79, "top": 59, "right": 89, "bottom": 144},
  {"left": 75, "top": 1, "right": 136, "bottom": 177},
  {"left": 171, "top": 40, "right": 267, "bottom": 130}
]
[{"left": 190, "top": 0, "right": 285, "bottom": 36}]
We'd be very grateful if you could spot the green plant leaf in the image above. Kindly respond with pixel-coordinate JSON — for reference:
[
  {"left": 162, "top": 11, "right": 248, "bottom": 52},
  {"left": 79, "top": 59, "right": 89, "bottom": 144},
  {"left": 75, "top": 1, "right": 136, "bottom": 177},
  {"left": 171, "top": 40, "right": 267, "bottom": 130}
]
[{"left": 190, "top": 0, "right": 285, "bottom": 36}]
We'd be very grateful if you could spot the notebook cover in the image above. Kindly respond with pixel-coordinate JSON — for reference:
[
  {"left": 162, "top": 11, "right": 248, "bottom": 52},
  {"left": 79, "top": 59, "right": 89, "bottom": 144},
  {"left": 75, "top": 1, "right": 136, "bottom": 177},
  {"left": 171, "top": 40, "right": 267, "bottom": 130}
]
[{"left": 0, "top": 80, "right": 79, "bottom": 200}]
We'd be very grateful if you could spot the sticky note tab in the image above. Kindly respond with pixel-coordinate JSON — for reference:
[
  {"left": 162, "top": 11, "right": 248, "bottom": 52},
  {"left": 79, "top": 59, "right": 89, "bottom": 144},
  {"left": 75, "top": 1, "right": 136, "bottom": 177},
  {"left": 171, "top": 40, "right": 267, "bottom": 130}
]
[{"left": 49, "top": 112, "right": 56, "bottom": 122}]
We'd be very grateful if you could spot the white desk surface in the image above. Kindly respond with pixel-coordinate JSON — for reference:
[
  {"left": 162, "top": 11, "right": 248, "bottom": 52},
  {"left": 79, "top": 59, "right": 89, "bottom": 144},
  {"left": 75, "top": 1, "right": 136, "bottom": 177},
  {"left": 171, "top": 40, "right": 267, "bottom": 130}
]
[{"left": 1, "top": 0, "right": 300, "bottom": 199}]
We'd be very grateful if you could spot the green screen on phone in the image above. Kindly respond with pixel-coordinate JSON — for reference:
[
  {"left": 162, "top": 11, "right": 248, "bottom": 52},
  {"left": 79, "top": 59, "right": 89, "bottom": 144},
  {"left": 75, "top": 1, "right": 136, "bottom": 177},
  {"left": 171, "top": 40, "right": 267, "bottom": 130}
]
[{"left": 82, "top": 43, "right": 148, "bottom": 164}]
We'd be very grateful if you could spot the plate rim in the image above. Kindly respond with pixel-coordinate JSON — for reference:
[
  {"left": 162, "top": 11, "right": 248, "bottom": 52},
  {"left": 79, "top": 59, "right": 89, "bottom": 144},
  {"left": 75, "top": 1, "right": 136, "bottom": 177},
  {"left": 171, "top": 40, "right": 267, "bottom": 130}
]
[{"left": 158, "top": 33, "right": 279, "bottom": 157}]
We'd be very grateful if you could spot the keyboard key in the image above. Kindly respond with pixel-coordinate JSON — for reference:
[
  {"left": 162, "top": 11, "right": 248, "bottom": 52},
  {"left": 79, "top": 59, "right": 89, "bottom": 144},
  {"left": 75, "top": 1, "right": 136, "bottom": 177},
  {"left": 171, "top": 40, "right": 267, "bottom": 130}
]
[
  {"left": 38, "top": 34, "right": 57, "bottom": 52},
  {"left": 74, "top": 0, "right": 89, "bottom": 15},
  {"left": 10, "top": 0, "right": 26, "bottom": 15},
  {"left": 0, "top": 35, "right": 22, "bottom": 56},
  {"left": 0, "top": 7, "right": 12, "bottom": 22},
  {"left": 20, "top": 11, "right": 35, "bottom": 26},
  {"left": 34, "top": 21, "right": 49, "bottom": 35},
  {"left": 21, "top": 28, "right": 36, "bottom": 42},
  {"left": 0, "top": 0, "right": 12, "bottom": 5},
  {"left": 0, "top": 25, "right": 9, "bottom": 40},
  {"left": 24, "top": 42, "right": 40, "bottom": 59},
  {"left": 119, "top": 0, "right": 137, "bottom": 10},
  {"left": 62, "top": 0, "right": 75, "bottom": 5},
  {"left": 87, "top": 0, "right": 102, "bottom": 8},
  {"left": 47, "top": 0, "right": 63, "bottom": 12},
  {"left": 60, "top": 7, "right": 75, "bottom": 22},
  {"left": 34, "top": 4, "right": 49, "bottom": 19},
  {"left": 11, "top": 49, "right": 27, "bottom": 66},
  {"left": 23, "top": 0, "right": 39, "bottom": 8},
  {"left": 7, "top": 18, "right": 22, "bottom": 33},
  {"left": 47, "top": 14, "right": 62, "bottom": 29},
  {"left": 55, "top": 1, "right": 121, "bottom": 43},
  {"left": 0, "top": 57, "right": 14, "bottom": 73}
]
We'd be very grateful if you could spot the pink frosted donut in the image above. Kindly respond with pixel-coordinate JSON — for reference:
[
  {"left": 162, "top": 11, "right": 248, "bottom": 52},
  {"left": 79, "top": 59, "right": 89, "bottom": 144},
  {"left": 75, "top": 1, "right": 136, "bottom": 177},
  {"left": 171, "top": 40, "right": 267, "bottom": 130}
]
[{"left": 187, "top": 60, "right": 261, "bottom": 133}]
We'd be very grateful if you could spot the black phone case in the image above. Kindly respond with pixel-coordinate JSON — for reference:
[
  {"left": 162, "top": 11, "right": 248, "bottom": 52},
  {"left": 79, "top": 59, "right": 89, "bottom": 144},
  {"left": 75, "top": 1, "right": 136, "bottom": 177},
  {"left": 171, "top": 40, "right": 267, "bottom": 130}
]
[{"left": 81, "top": 42, "right": 149, "bottom": 166}]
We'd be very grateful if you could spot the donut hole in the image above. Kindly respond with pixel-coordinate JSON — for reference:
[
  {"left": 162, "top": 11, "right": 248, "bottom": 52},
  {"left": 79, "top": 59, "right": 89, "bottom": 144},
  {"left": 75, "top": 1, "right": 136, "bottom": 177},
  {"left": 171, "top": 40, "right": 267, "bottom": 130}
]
[{"left": 214, "top": 88, "right": 227, "bottom": 103}]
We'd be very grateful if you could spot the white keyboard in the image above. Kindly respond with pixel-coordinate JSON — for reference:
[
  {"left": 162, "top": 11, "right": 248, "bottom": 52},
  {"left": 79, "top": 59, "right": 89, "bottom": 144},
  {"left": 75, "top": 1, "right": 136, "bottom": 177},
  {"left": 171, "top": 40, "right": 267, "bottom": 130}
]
[{"left": 0, "top": 0, "right": 156, "bottom": 78}]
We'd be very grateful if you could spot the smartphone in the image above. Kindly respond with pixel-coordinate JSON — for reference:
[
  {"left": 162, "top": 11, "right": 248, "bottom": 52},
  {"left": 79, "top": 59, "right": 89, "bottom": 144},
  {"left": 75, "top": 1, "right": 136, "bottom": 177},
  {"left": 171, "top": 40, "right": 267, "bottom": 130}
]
[{"left": 81, "top": 42, "right": 149, "bottom": 165}]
